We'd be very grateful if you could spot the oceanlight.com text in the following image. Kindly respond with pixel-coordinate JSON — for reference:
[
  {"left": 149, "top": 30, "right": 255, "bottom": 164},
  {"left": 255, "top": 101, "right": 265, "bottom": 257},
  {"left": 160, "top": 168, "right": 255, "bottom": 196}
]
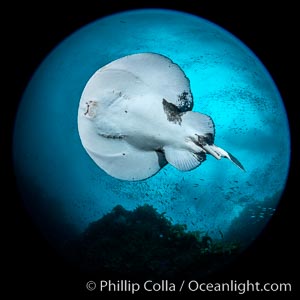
[
  {"left": 187, "top": 280, "right": 292, "bottom": 294},
  {"left": 86, "top": 279, "right": 292, "bottom": 294}
]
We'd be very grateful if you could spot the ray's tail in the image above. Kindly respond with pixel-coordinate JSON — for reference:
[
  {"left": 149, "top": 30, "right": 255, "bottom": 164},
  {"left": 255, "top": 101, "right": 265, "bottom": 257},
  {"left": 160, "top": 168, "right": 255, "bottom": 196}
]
[{"left": 202, "top": 144, "right": 245, "bottom": 171}]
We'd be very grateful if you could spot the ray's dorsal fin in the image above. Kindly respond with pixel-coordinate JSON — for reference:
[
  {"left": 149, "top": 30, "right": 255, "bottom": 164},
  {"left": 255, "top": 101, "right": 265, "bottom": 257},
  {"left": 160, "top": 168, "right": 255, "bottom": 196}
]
[{"left": 183, "top": 111, "right": 215, "bottom": 141}]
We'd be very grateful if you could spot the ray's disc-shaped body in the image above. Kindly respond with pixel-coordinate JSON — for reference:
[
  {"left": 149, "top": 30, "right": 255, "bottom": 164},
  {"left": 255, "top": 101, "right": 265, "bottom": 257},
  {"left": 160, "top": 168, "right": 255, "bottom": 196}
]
[{"left": 78, "top": 53, "right": 243, "bottom": 181}]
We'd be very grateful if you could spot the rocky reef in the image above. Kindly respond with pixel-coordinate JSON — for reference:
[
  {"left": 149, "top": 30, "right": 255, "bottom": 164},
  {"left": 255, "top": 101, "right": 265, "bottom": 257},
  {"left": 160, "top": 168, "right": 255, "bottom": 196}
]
[{"left": 66, "top": 204, "right": 239, "bottom": 278}]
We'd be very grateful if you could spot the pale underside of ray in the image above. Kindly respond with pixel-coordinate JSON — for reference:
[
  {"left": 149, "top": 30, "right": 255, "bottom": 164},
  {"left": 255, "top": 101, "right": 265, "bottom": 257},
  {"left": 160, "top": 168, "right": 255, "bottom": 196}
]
[
  {"left": 100, "top": 53, "right": 194, "bottom": 111},
  {"left": 78, "top": 53, "right": 193, "bottom": 180},
  {"left": 85, "top": 136, "right": 167, "bottom": 181},
  {"left": 78, "top": 78, "right": 167, "bottom": 180},
  {"left": 78, "top": 53, "right": 245, "bottom": 180}
]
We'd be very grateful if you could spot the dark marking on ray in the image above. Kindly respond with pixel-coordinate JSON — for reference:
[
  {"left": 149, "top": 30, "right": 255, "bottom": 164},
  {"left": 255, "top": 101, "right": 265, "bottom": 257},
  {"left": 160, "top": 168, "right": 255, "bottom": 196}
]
[
  {"left": 84, "top": 100, "right": 97, "bottom": 117},
  {"left": 99, "top": 133, "right": 126, "bottom": 140},
  {"left": 195, "top": 133, "right": 215, "bottom": 146},
  {"left": 195, "top": 152, "right": 206, "bottom": 163},
  {"left": 178, "top": 91, "right": 189, "bottom": 101},
  {"left": 177, "top": 91, "right": 192, "bottom": 111},
  {"left": 162, "top": 98, "right": 184, "bottom": 125},
  {"left": 177, "top": 90, "right": 193, "bottom": 112},
  {"left": 155, "top": 149, "right": 168, "bottom": 168},
  {"left": 84, "top": 102, "right": 89, "bottom": 115}
]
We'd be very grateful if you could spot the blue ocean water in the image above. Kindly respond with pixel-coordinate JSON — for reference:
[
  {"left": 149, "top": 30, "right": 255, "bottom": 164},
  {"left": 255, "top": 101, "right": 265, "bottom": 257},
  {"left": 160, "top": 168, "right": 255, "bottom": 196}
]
[{"left": 14, "top": 9, "right": 290, "bottom": 247}]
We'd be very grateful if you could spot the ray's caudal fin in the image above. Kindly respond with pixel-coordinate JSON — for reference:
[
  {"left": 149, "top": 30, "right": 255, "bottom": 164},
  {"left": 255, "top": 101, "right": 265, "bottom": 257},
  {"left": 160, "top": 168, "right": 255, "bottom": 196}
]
[{"left": 227, "top": 151, "right": 245, "bottom": 171}]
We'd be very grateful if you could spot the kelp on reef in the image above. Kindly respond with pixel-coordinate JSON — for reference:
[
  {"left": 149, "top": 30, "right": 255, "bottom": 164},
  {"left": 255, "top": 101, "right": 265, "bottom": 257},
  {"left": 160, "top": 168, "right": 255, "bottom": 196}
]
[{"left": 66, "top": 204, "right": 239, "bottom": 278}]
